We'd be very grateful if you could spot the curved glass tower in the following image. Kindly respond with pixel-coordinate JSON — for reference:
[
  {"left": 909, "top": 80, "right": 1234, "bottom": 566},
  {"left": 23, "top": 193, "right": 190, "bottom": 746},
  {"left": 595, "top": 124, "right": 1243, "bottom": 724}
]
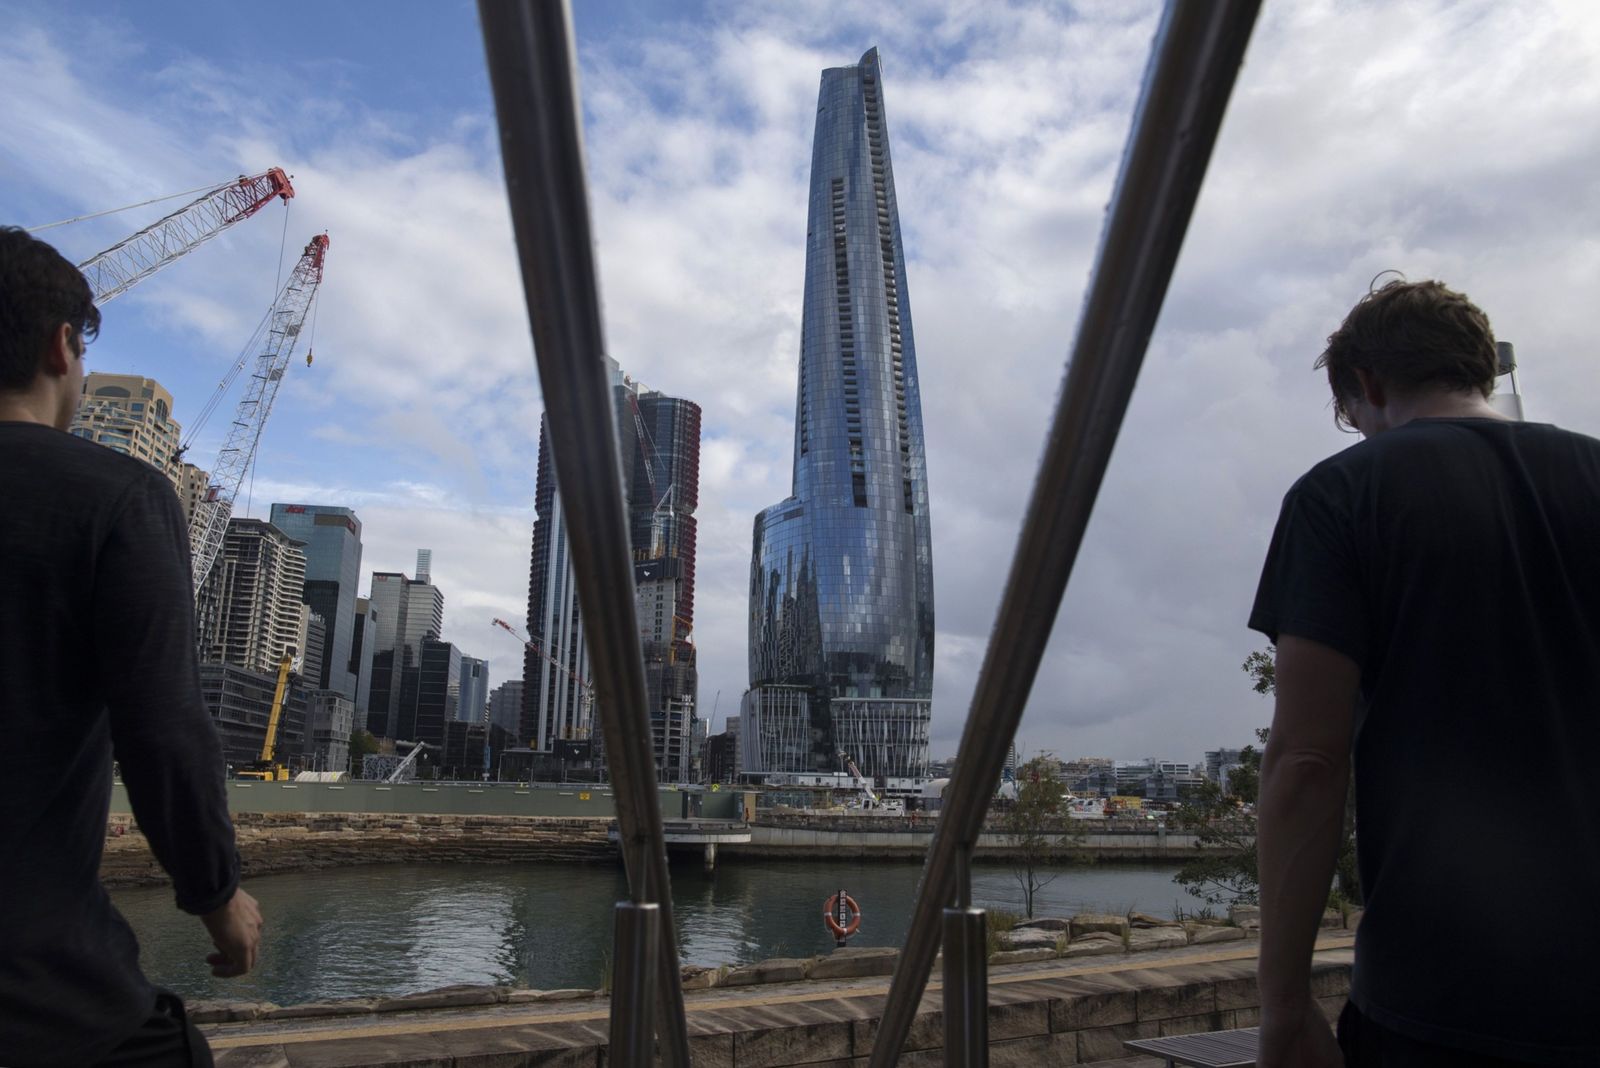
[{"left": 745, "top": 47, "right": 933, "bottom": 782}]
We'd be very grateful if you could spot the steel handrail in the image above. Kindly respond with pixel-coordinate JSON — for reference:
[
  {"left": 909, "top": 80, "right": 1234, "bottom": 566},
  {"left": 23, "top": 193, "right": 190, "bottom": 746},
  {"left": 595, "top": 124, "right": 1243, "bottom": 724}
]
[
  {"left": 867, "top": 3, "right": 1262, "bottom": 1065},
  {"left": 476, "top": 2, "right": 691, "bottom": 1065}
]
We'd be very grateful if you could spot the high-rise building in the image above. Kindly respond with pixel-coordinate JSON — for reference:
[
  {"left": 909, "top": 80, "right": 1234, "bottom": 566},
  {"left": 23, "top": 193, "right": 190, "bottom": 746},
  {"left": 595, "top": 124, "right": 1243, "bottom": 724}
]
[
  {"left": 487, "top": 680, "right": 524, "bottom": 735},
  {"left": 268, "top": 504, "right": 364, "bottom": 700},
  {"left": 305, "top": 690, "right": 354, "bottom": 773},
  {"left": 523, "top": 360, "right": 702, "bottom": 779},
  {"left": 366, "top": 563, "right": 444, "bottom": 738},
  {"left": 69, "top": 373, "right": 185, "bottom": 487},
  {"left": 199, "top": 518, "right": 307, "bottom": 675},
  {"left": 174, "top": 462, "right": 211, "bottom": 527},
  {"left": 295, "top": 607, "right": 327, "bottom": 690},
  {"left": 349, "top": 596, "right": 378, "bottom": 719},
  {"left": 398, "top": 637, "right": 460, "bottom": 749},
  {"left": 457, "top": 656, "right": 489, "bottom": 724},
  {"left": 744, "top": 47, "right": 934, "bottom": 783}
]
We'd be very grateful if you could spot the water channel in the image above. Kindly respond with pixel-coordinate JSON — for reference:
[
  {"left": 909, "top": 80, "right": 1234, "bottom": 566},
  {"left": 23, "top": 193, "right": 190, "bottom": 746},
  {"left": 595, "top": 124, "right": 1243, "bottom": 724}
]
[{"left": 111, "top": 859, "right": 1214, "bottom": 1005}]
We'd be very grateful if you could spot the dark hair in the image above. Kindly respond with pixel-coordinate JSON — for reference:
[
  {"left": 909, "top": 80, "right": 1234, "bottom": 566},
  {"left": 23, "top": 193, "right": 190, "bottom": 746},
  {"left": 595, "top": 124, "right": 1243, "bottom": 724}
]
[
  {"left": 0, "top": 225, "right": 100, "bottom": 391},
  {"left": 1316, "top": 279, "right": 1497, "bottom": 430}
]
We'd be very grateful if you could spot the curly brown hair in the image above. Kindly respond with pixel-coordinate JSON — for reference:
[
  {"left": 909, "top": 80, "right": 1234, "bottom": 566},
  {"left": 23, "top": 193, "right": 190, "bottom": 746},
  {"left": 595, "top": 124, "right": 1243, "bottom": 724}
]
[
  {"left": 1316, "top": 279, "right": 1497, "bottom": 431},
  {"left": 0, "top": 226, "right": 100, "bottom": 391}
]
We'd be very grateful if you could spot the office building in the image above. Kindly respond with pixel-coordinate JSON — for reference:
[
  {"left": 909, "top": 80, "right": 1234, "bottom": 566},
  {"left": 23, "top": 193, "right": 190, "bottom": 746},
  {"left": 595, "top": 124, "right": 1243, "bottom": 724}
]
[
  {"left": 349, "top": 596, "right": 378, "bottom": 718},
  {"left": 401, "top": 637, "right": 460, "bottom": 750},
  {"left": 488, "top": 680, "right": 524, "bottom": 735},
  {"left": 744, "top": 48, "right": 934, "bottom": 782},
  {"left": 523, "top": 363, "right": 702, "bottom": 779},
  {"left": 269, "top": 504, "right": 364, "bottom": 700},
  {"left": 199, "top": 662, "right": 307, "bottom": 769},
  {"left": 366, "top": 557, "right": 444, "bottom": 738},
  {"left": 458, "top": 656, "right": 489, "bottom": 724},
  {"left": 306, "top": 690, "right": 354, "bottom": 773},
  {"left": 69, "top": 372, "right": 185, "bottom": 487},
  {"left": 198, "top": 518, "right": 306, "bottom": 675}
]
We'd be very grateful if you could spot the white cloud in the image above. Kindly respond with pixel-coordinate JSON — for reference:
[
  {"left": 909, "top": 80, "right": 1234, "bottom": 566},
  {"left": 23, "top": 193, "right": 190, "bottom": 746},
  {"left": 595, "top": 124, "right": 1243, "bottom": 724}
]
[{"left": 6, "top": 1, "right": 1599, "bottom": 765}]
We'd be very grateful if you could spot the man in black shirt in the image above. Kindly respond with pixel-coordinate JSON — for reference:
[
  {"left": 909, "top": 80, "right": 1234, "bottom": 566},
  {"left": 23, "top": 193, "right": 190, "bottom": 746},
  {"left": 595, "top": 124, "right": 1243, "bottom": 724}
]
[
  {"left": 0, "top": 227, "right": 263, "bottom": 1067},
  {"left": 1250, "top": 279, "right": 1599, "bottom": 1066}
]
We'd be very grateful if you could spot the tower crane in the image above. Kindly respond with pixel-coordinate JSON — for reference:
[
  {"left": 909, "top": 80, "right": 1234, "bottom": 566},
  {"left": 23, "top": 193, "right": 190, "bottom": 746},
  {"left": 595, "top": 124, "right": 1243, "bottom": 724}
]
[
  {"left": 490, "top": 617, "right": 594, "bottom": 737},
  {"left": 189, "top": 234, "right": 329, "bottom": 594},
  {"left": 73, "top": 169, "right": 295, "bottom": 304}
]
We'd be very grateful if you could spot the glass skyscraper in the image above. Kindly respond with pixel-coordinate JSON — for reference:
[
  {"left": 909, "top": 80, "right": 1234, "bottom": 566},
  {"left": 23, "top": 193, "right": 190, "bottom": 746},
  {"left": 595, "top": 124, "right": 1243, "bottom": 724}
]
[
  {"left": 268, "top": 503, "right": 363, "bottom": 701},
  {"left": 745, "top": 47, "right": 933, "bottom": 782}
]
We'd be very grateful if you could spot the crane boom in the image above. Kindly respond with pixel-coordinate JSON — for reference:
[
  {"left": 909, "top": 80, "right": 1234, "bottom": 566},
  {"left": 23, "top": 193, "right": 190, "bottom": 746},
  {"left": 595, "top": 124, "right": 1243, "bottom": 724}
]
[
  {"left": 189, "top": 234, "right": 329, "bottom": 594},
  {"left": 77, "top": 168, "right": 295, "bottom": 304}
]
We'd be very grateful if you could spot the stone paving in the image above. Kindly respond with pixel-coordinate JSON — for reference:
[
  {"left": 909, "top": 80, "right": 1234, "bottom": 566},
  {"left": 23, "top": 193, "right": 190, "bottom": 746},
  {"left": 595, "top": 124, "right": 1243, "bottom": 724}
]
[{"left": 202, "top": 932, "right": 1354, "bottom": 1067}]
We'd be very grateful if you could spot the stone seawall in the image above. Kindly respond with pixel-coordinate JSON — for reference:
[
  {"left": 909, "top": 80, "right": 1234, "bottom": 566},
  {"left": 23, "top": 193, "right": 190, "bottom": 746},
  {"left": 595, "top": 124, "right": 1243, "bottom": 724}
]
[
  {"left": 730, "top": 817, "right": 1230, "bottom": 862},
  {"left": 101, "top": 812, "right": 612, "bottom": 889}
]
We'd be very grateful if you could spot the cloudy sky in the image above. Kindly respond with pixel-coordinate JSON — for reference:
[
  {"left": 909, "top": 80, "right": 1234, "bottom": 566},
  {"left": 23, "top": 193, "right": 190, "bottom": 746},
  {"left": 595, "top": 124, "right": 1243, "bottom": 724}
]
[{"left": 4, "top": 0, "right": 1597, "bottom": 763}]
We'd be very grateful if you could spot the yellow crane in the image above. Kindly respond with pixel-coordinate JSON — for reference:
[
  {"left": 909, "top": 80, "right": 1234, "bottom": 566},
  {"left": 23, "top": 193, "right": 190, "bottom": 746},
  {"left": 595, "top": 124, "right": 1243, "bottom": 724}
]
[{"left": 237, "top": 648, "right": 296, "bottom": 781}]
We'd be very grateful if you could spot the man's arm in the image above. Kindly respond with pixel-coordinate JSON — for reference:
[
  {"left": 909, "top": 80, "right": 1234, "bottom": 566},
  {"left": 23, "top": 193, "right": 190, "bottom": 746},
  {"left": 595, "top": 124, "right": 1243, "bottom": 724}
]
[
  {"left": 93, "top": 473, "right": 259, "bottom": 973},
  {"left": 1256, "top": 634, "right": 1359, "bottom": 1068}
]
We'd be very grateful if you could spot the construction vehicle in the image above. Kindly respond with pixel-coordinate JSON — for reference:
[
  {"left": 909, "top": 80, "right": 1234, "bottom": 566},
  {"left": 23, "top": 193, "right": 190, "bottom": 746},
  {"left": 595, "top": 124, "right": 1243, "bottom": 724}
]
[
  {"left": 236, "top": 648, "right": 297, "bottom": 781},
  {"left": 62, "top": 169, "right": 296, "bottom": 304},
  {"left": 839, "top": 751, "right": 881, "bottom": 808},
  {"left": 188, "top": 234, "right": 330, "bottom": 595}
]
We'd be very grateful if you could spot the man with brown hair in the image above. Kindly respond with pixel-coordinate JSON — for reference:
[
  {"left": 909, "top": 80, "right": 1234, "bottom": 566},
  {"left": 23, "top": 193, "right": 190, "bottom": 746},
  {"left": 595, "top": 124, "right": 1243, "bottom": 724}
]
[
  {"left": 0, "top": 226, "right": 262, "bottom": 1067},
  {"left": 1250, "top": 280, "right": 1599, "bottom": 1066}
]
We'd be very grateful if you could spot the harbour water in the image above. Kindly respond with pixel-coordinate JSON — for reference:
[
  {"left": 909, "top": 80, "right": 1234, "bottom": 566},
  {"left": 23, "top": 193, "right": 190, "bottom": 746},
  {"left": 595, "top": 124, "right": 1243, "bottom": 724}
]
[{"left": 111, "top": 858, "right": 1214, "bottom": 1005}]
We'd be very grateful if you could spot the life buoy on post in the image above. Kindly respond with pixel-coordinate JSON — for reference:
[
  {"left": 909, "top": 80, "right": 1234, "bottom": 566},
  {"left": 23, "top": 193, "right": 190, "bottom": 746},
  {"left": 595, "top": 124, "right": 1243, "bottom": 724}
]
[{"left": 823, "top": 891, "right": 862, "bottom": 944}]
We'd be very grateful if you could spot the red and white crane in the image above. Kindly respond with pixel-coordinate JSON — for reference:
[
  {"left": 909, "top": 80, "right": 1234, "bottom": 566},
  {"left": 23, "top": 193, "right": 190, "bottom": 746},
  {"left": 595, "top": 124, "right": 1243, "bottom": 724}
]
[
  {"left": 188, "top": 234, "right": 329, "bottom": 593},
  {"left": 490, "top": 617, "right": 594, "bottom": 728},
  {"left": 73, "top": 168, "right": 295, "bottom": 304}
]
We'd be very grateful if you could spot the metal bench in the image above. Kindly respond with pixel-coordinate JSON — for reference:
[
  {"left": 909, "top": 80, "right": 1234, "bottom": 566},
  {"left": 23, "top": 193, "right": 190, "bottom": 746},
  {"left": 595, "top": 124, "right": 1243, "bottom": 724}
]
[{"left": 1123, "top": 1026, "right": 1260, "bottom": 1067}]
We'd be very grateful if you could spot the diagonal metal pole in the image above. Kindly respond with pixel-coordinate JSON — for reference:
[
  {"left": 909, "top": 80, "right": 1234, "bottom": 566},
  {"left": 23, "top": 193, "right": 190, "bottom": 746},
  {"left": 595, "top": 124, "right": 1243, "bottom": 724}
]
[
  {"left": 476, "top": 2, "right": 691, "bottom": 1065},
  {"left": 867, "top": 3, "right": 1261, "bottom": 1065}
]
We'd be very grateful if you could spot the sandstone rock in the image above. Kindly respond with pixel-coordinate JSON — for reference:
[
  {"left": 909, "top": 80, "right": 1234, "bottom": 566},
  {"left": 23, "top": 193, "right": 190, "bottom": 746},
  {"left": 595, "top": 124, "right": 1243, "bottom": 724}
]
[
  {"left": 990, "top": 947, "right": 1057, "bottom": 965},
  {"left": 1014, "top": 916, "right": 1070, "bottom": 932},
  {"left": 264, "top": 998, "right": 377, "bottom": 1020},
  {"left": 504, "top": 988, "right": 546, "bottom": 1004},
  {"left": 680, "top": 965, "right": 718, "bottom": 990},
  {"left": 1345, "top": 908, "right": 1364, "bottom": 932},
  {"left": 1063, "top": 934, "right": 1124, "bottom": 958},
  {"left": 810, "top": 946, "right": 899, "bottom": 980},
  {"left": 1228, "top": 904, "right": 1260, "bottom": 929},
  {"left": 720, "top": 963, "right": 762, "bottom": 986},
  {"left": 186, "top": 1000, "right": 275, "bottom": 1024},
  {"left": 1070, "top": 912, "right": 1130, "bottom": 939},
  {"left": 1127, "top": 926, "right": 1188, "bottom": 952},
  {"left": 1128, "top": 911, "right": 1176, "bottom": 929},
  {"left": 372, "top": 984, "right": 507, "bottom": 1013},
  {"left": 753, "top": 957, "right": 811, "bottom": 983},
  {"left": 1000, "top": 926, "right": 1059, "bottom": 951},
  {"left": 535, "top": 988, "right": 593, "bottom": 1001},
  {"left": 1321, "top": 909, "right": 1344, "bottom": 929},
  {"left": 1189, "top": 925, "right": 1246, "bottom": 945}
]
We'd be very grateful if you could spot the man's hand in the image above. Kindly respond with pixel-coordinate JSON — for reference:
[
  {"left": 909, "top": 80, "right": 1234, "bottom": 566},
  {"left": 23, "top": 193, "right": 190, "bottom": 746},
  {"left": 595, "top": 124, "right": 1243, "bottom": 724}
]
[
  {"left": 1259, "top": 997, "right": 1343, "bottom": 1068},
  {"left": 200, "top": 888, "right": 263, "bottom": 977}
]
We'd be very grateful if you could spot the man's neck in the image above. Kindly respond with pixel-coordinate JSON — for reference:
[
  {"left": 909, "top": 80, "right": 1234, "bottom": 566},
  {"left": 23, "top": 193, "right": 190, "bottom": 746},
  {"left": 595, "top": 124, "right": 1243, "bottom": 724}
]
[
  {"left": 0, "top": 390, "right": 64, "bottom": 428},
  {"left": 1380, "top": 390, "right": 1506, "bottom": 431}
]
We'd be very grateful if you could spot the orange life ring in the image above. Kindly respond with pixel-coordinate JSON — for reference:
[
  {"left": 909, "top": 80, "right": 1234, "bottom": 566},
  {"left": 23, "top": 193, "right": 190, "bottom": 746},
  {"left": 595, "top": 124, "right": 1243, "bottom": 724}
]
[{"left": 823, "top": 892, "right": 862, "bottom": 939}]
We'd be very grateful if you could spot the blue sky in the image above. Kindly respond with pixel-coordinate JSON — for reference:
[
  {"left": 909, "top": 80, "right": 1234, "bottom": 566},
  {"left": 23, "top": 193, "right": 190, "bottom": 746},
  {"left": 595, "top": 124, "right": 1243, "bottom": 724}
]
[{"left": 5, "top": 1, "right": 1599, "bottom": 761}]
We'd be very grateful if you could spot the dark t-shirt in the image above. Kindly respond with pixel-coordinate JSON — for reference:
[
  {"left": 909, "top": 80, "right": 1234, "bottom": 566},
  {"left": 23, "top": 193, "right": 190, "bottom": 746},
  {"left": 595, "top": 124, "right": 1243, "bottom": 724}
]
[
  {"left": 1250, "top": 418, "right": 1600, "bottom": 1064},
  {"left": 0, "top": 422, "right": 238, "bottom": 1067}
]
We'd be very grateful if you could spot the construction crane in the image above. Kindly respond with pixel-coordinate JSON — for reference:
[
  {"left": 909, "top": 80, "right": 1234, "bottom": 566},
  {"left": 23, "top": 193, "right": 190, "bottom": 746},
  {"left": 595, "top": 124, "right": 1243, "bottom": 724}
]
[
  {"left": 188, "top": 234, "right": 329, "bottom": 594},
  {"left": 385, "top": 741, "right": 431, "bottom": 783},
  {"left": 490, "top": 617, "right": 593, "bottom": 737},
  {"left": 237, "top": 648, "right": 297, "bottom": 781},
  {"left": 840, "top": 751, "right": 880, "bottom": 808},
  {"left": 74, "top": 169, "right": 295, "bottom": 304}
]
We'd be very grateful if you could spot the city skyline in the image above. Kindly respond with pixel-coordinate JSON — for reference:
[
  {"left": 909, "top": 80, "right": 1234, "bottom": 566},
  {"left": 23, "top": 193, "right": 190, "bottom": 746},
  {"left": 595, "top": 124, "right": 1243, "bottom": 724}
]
[{"left": 6, "top": 2, "right": 1600, "bottom": 761}]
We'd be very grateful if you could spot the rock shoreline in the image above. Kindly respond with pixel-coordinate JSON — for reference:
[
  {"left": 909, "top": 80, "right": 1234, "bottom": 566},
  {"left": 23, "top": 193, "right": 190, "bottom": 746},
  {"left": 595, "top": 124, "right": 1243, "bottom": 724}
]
[{"left": 101, "top": 812, "right": 612, "bottom": 888}]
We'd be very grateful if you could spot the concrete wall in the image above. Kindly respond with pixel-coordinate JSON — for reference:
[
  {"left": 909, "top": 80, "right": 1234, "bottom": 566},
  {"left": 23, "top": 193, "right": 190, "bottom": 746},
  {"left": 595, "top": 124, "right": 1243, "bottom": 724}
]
[{"left": 728, "top": 823, "right": 1219, "bottom": 860}]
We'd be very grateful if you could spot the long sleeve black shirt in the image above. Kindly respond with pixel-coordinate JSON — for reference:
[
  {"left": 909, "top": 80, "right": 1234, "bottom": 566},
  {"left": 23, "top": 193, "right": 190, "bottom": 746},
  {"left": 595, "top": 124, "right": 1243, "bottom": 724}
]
[{"left": 0, "top": 422, "right": 239, "bottom": 1067}]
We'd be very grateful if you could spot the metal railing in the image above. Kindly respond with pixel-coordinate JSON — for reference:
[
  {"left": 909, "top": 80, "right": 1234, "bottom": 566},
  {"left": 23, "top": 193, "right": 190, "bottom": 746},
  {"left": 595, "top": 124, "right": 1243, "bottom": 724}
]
[
  {"left": 866, "top": 4, "right": 1261, "bottom": 1066},
  {"left": 476, "top": 3, "right": 689, "bottom": 1065},
  {"left": 476, "top": 1, "right": 1260, "bottom": 1064}
]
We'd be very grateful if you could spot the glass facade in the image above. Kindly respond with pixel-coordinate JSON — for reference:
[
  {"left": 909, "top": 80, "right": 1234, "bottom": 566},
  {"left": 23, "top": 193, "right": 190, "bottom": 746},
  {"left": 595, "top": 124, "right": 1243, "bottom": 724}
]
[
  {"left": 746, "top": 48, "right": 934, "bottom": 781},
  {"left": 268, "top": 504, "right": 364, "bottom": 701}
]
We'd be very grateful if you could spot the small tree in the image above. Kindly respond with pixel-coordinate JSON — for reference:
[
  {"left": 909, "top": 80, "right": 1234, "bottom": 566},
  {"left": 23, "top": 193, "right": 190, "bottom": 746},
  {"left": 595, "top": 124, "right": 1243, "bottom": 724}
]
[
  {"left": 1174, "top": 647, "right": 1361, "bottom": 907},
  {"left": 1003, "top": 756, "right": 1081, "bottom": 918},
  {"left": 349, "top": 729, "right": 380, "bottom": 776}
]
